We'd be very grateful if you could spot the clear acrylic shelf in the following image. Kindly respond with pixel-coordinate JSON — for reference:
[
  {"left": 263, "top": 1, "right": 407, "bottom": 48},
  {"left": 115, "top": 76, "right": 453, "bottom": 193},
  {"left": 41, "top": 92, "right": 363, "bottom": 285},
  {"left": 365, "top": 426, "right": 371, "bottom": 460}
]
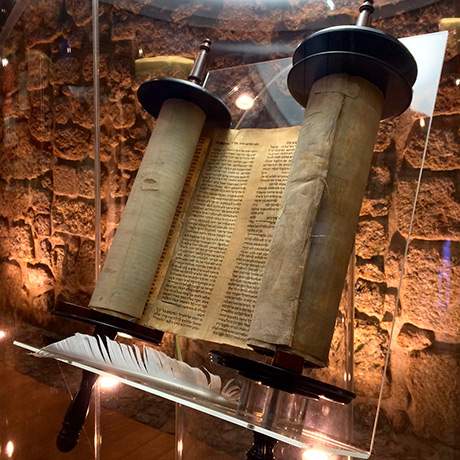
[{"left": 14, "top": 340, "right": 370, "bottom": 458}]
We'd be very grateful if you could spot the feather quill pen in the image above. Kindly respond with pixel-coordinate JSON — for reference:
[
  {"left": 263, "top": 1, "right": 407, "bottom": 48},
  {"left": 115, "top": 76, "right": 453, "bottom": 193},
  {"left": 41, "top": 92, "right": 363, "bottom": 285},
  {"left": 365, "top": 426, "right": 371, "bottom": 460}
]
[{"left": 36, "top": 333, "right": 238, "bottom": 404}]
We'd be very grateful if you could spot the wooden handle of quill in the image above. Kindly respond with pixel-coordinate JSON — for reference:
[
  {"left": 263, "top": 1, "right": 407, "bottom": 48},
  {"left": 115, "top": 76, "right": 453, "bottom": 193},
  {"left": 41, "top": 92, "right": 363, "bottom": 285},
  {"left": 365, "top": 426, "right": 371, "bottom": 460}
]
[
  {"left": 249, "top": 74, "right": 383, "bottom": 367},
  {"left": 56, "top": 369, "right": 99, "bottom": 452},
  {"left": 56, "top": 328, "right": 115, "bottom": 452}
]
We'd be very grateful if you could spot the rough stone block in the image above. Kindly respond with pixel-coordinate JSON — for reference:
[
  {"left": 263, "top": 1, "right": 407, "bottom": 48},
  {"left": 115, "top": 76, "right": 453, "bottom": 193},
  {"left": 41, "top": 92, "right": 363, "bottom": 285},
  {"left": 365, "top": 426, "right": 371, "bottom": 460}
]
[
  {"left": 52, "top": 197, "right": 95, "bottom": 238},
  {"left": 0, "top": 137, "right": 52, "bottom": 180},
  {"left": 396, "top": 323, "right": 434, "bottom": 351},
  {"left": 26, "top": 50, "right": 50, "bottom": 91},
  {"left": 33, "top": 214, "right": 51, "bottom": 237},
  {"left": 404, "top": 115, "right": 460, "bottom": 171},
  {"left": 66, "top": 0, "right": 92, "bottom": 26},
  {"left": 397, "top": 239, "right": 460, "bottom": 342},
  {"left": 26, "top": 263, "right": 54, "bottom": 296},
  {"left": 356, "top": 257, "right": 385, "bottom": 283},
  {"left": 109, "top": 55, "right": 133, "bottom": 89},
  {"left": 53, "top": 164, "right": 79, "bottom": 197},
  {"left": 51, "top": 57, "right": 81, "bottom": 85},
  {"left": 355, "top": 279, "right": 386, "bottom": 319},
  {"left": 2, "top": 92, "right": 27, "bottom": 119},
  {"left": 0, "top": 181, "right": 31, "bottom": 220},
  {"left": 24, "top": 0, "right": 62, "bottom": 47},
  {"left": 434, "top": 63, "right": 460, "bottom": 115},
  {"left": 106, "top": 169, "right": 134, "bottom": 198},
  {"left": 118, "top": 141, "right": 143, "bottom": 171},
  {"left": 2, "top": 60, "right": 18, "bottom": 95},
  {"left": 112, "top": 101, "right": 136, "bottom": 130},
  {"left": 356, "top": 218, "right": 387, "bottom": 259},
  {"left": 111, "top": 11, "right": 138, "bottom": 41},
  {"left": 75, "top": 238, "right": 95, "bottom": 292},
  {"left": 53, "top": 163, "right": 96, "bottom": 199},
  {"left": 54, "top": 95, "right": 73, "bottom": 125},
  {"left": 54, "top": 124, "right": 91, "bottom": 160},
  {"left": 0, "top": 261, "right": 26, "bottom": 310},
  {"left": 29, "top": 106, "right": 53, "bottom": 142},
  {"left": 406, "top": 350, "right": 460, "bottom": 447},
  {"left": 61, "top": 85, "right": 94, "bottom": 129},
  {"left": 31, "top": 184, "right": 52, "bottom": 214},
  {"left": 354, "top": 320, "right": 389, "bottom": 398},
  {"left": 395, "top": 171, "right": 460, "bottom": 240},
  {"left": 6, "top": 222, "right": 35, "bottom": 260},
  {"left": 82, "top": 53, "right": 108, "bottom": 82}
]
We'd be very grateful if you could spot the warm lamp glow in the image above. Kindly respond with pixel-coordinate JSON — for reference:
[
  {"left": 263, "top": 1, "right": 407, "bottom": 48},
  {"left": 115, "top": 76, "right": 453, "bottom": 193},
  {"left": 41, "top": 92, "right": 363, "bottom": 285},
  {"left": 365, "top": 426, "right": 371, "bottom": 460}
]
[
  {"left": 419, "top": 117, "right": 426, "bottom": 128},
  {"left": 302, "top": 448, "right": 330, "bottom": 460},
  {"left": 99, "top": 375, "right": 120, "bottom": 390},
  {"left": 0, "top": 330, "right": 7, "bottom": 340},
  {"left": 235, "top": 93, "right": 255, "bottom": 110},
  {"left": 5, "top": 440, "right": 14, "bottom": 458},
  {"left": 455, "top": 78, "right": 460, "bottom": 86},
  {"left": 1, "top": 57, "right": 8, "bottom": 67}
]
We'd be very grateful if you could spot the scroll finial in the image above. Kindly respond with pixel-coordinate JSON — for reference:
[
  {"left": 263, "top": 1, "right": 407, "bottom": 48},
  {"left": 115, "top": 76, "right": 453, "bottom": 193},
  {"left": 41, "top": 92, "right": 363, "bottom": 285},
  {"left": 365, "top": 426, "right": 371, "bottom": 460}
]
[
  {"left": 188, "top": 38, "right": 212, "bottom": 86},
  {"left": 356, "top": 0, "right": 375, "bottom": 26}
]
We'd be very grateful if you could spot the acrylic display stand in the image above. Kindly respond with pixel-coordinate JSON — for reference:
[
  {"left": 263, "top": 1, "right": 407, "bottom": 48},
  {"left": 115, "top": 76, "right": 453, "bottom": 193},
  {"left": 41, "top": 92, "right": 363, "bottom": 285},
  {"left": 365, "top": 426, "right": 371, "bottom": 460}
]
[{"left": 11, "top": 29, "right": 448, "bottom": 460}]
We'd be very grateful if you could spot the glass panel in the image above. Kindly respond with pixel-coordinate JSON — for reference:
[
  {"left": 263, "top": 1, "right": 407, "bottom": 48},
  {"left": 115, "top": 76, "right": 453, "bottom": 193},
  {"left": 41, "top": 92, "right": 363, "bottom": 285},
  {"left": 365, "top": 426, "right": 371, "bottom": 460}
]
[{"left": 0, "top": 1, "right": 99, "bottom": 458}]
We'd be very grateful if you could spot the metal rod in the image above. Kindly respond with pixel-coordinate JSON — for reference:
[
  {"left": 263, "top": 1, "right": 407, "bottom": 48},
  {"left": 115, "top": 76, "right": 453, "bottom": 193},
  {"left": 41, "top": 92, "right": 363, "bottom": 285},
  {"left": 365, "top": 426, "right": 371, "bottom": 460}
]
[
  {"left": 188, "top": 38, "right": 212, "bottom": 86},
  {"left": 356, "top": 0, "right": 375, "bottom": 27}
]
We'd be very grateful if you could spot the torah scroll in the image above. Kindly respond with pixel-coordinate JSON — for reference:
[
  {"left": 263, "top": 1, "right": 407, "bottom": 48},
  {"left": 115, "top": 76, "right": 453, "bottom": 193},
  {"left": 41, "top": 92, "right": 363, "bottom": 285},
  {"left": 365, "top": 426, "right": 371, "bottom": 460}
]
[
  {"left": 248, "top": 74, "right": 383, "bottom": 367},
  {"left": 90, "top": 99, "right": 206, "bottom": 320}
]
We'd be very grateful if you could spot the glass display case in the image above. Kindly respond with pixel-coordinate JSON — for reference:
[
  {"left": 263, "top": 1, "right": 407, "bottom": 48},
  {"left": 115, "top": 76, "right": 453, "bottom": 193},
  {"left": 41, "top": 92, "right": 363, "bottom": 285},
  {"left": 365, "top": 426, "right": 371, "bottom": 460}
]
[{"left": 0, "top": 1, "right": 458, "bottom": 459}]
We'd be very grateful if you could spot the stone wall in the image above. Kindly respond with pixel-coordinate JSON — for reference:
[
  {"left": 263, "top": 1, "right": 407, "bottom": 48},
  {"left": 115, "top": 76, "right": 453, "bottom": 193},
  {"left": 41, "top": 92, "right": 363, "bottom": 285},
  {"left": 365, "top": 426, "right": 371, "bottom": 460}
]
[{"left": 0, "top": 0, "right": 458, "bottom": 458}]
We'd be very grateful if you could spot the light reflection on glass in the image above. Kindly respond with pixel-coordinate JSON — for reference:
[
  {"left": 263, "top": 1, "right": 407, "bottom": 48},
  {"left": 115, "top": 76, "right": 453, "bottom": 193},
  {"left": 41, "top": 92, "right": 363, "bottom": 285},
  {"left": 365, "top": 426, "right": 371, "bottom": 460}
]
[
  {"left": 235, "top": 93, "right": 255, "bottom": 110},
  {"left": 177, "top": 439, "right": 183, "bottom": 456},
  {"left": 5, "top": 440, "right": 14, "bottom": 458},
  {"left": 117, "top": 332, "right": 133, "bottom": 339},
  {"left": 326, "top": 0, "right": 335, "bottom": 10},
  {"left": 437, "top": 240, "right": 451, "bottom": 310},
  {"left": 99, "top": 375, "right": 120, "bottom": 390},
  {"left": 302, "top": 448, "right": 330, "bottom": 460},
  {"left": 419, "top": 117, "right": 426, "bottom": 128}
]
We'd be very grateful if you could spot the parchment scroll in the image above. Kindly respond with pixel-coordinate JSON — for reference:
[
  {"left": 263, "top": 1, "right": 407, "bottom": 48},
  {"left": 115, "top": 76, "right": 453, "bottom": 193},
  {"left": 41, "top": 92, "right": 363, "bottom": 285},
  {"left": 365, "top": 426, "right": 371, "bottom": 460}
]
[
  {"left": 248, "top": 74, "right": 383, "bottom": 366},
  {"left": 90, "top": 98, "right": 206, "bottom": 319}
]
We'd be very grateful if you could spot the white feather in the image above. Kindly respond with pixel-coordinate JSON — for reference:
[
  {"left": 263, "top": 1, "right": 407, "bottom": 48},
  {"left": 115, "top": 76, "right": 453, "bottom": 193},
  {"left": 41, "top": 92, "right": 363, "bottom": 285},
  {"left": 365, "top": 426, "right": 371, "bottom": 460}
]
[{"left": 36, "top": 334, "right": 239, "bottom": 404}]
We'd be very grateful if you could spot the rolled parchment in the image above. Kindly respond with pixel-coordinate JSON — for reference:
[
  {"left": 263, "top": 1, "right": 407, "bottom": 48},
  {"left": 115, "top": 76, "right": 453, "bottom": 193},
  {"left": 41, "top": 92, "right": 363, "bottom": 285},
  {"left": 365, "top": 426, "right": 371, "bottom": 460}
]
[
  {"left": 248, "top": 74, "right": 383, "bottom": 367},
  {"left": 90, "top": 98, "right": 206, "bottom": 319}
]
